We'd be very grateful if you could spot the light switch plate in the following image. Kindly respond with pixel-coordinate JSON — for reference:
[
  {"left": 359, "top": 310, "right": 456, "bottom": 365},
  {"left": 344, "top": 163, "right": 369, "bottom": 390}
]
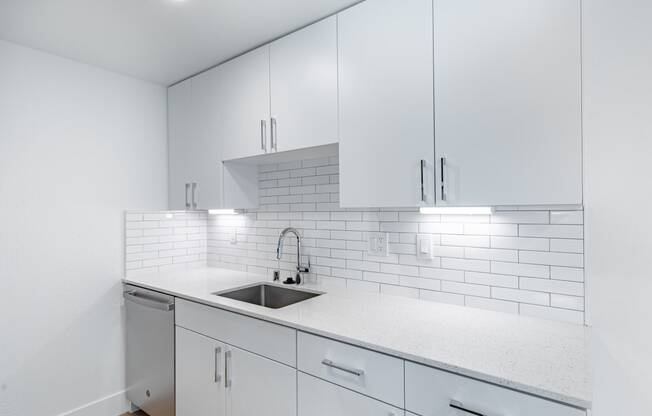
[
  {"left": 229, "top": 230, "right": 237, "bottom": 245},
  {"left": 368, "top": 232, "right": 389, "bottom": 257},
  {"left": 416, "top": 234, "right": 433, "bottom": 259}
]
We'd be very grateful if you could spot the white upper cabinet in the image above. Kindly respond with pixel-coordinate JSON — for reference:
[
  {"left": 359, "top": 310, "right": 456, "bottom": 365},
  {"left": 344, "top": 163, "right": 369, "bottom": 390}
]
[
  {"left": 168, "top": 74, "right": 223, "bottom": 210},
  {"left": 168, "top": 79, "right": 194, "bottom": 210},
  {"left": 338, "top": 0, "right": 435, "bottom": 208},
  {"left": 216, "top": 46, "right": 271, "bottom": 161},
  {"left": 434, "top": 0, "right": 582, "bottom": 206},
  {"left": 270, "top": 16, "right": 338, "bottom": 152}
]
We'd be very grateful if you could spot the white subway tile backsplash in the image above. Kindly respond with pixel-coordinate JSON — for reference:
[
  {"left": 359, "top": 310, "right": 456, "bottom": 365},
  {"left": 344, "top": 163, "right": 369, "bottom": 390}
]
[
  {"left": 491, "top": 287, "right": 550, "bottom": 306},
  {"left": 491, "top": 236, "right": 549, "bottom": 251},
  {"left": 519, "top": 277, "right": 584, "bottom": 296},
  {"left": 519, "top": 304, "right": 584, "bottom": 324},
  {"left": 550, "top": 238, "right": 584, "bottom": 253},
  {"left": 518, "top": 251, "right": 583, "bottom": 268},
  {"left": 490, "top": 211, "right": 549, "bottom": 224},
  {"left": 550, "top": 210, "right": 584, "bottom": 225},
  {"left": 519, "top": 224, "right": 584, "bottom": 239},
  {"left": 441, "top": 258, "right": 491, "bottom": 273},
  {"left": 464, "top": 247, "right": 518, "bottom": 262},
  {"left": 465, "top": 272, "right": 518, "bottom": 288},
  {"left": 125, "top": 157, "right": 585, "bottom": 324},
  {"left": 441, "top": 234, "right": 490, "bottom": 248},
  {"left": 442, "top": 281, "right": 490, "bottom": 297},
  {"left": 550, "top": 294, "right": 585, "bottom": 311},
  {"left": 550, "top": 266, "right": 584, "bottom": 282}
]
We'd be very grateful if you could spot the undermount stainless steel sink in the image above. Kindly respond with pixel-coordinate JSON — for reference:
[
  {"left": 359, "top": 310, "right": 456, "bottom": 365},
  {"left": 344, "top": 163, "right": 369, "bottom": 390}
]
[{"left": 214, "top": 284, "right": 322, "bottom": 309}]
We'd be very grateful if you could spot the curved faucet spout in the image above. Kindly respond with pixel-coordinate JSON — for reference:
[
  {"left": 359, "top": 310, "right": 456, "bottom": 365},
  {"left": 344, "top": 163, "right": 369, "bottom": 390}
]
[{"left": 276, "top": 227, "right": 310, "bottom": 281}]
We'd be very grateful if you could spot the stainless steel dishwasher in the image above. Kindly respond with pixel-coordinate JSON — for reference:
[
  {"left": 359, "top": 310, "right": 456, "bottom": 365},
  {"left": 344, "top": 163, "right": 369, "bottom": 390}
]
[{"left": 124, "top": 284, "right": 175, "bottom": 416}]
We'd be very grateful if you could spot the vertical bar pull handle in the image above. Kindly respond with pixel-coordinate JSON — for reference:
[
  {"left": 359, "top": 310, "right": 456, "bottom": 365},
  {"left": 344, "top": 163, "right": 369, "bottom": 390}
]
[
  {"left": 420, "top": 159, "right": 426, "bottom": 203},
  {"left": 261, "top": 120, "right": 267, "bottom": 152},
  {"left": 440, "top": 157, "right": 447, "bottom": 202},
  {"left": 214, "top": 347, "right": 222, "bottom": 383},
  {"left": 185, "top": 183, "right": 190, "bottom": 209},
  {"left": 225, "top": 350, "right": 232, "bottom": 388},
  {"left": 271, "top": 117, "right": 278, "bottom": 151},
  {"left": 191, "top": 182, "right": 197, "bottom": 209}
]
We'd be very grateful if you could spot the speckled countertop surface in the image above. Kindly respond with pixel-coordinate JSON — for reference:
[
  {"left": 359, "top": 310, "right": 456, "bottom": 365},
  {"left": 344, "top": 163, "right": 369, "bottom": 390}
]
[{"left": 124, "top": 267, "right": 591, "bottom": 409}]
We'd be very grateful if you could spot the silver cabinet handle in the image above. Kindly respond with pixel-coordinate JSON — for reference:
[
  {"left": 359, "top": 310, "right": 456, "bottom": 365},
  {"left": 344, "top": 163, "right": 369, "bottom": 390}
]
[
  {"left": 449, "top": 400, "right": 485, "bottom": 416},
  {"left": 191, "top": 182, "right": 197, "bottom": 209},
  {"left": 420, "top": 159, "right": 426, "bottom": 202},
  {"left": 214, "top": 347, "right": 222, "bottom": 384},
  {"left": 225, "top": 350, "right": 232, "bottom": 388},
  {"left": 440, "top": 157, "right": 447, "bottom": 202},
  {"left": 123, "top": 291, "right": 174, "bottom": 311},
  {"left": 185, "top": 183, "right": 190, "bottom": 209},
  {"left": 261, "top": 120, "right": 267, "bottom": 152},
  {"left": 271, "top": 117, "right": 277, "bottom": 151},
  {"left": 321, "top": 359, "right": 364, "bottom": 377}
]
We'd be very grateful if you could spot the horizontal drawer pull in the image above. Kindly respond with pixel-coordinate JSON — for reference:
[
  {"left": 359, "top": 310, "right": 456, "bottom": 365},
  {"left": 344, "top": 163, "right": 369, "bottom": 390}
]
[
  {"left": 449, "top": 400, "right": 486, "bottom": 416},
  {"left": 321, "top": 359, "right": 365, "bottom": 377}
]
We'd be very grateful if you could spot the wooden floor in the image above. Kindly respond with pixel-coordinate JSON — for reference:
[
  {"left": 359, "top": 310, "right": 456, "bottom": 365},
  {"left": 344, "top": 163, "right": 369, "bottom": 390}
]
[{"left": 120, "top": 412, "right": 147, "bottom": 416}]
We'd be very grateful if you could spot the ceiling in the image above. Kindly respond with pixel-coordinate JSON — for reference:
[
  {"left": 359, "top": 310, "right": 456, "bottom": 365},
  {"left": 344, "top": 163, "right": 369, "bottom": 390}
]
[{"left": 0, "top": 0, "right": 361, "bottom": 85}]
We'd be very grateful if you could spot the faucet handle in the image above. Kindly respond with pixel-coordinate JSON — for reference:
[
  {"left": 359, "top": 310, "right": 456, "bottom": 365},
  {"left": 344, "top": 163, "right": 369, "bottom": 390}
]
[{"left": 297, "top": 258, "right": 310, "bottom": 274}]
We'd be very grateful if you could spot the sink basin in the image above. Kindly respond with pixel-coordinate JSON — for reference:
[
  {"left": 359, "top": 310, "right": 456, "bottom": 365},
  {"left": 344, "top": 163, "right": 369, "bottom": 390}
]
[{"left": 214, "top": 283, "right": 322, "bottom": 309}]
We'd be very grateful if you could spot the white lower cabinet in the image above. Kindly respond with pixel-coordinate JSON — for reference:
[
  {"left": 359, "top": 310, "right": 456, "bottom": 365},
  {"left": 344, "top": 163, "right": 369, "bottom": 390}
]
[
  {"left": 298, "top": 372, "right": 404, "bottom": 416},
  {"left": 226, "top": 345, "right": 296, "bottom": 416},
  {"left": 175, "top": 321, "right": 296, "bottom": 416},
  {"left": 405, "top": 361, "right": 585, "bottom": 416},
  {"left": 297, "top": 331, "right": 404, "bottom": 407},
  {"left": 175, "top": 299, "right": 587, "bottom": 416},
  {"left": 176, "top": 326, "right": 226, "bottom": 416}
]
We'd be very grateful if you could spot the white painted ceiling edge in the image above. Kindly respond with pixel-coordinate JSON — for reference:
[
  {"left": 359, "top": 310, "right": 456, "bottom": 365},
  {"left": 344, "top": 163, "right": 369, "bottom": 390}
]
[{"left": 0, "top": 0, "right": 362, "bottom": 85}]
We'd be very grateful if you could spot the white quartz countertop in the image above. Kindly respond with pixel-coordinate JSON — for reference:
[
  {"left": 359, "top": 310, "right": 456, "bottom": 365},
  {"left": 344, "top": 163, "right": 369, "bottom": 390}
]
[{"left": 124, "top": 267, "right": 591, "bottom": 409}]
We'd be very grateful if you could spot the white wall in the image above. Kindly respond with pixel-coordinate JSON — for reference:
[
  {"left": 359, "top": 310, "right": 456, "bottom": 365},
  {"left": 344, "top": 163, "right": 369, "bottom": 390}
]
[
  {"left": 0, "top": 40, "right": 168, "bottom": 416},
  {"left": 583, "top": 0, "right": 652, "bottom": 414}
]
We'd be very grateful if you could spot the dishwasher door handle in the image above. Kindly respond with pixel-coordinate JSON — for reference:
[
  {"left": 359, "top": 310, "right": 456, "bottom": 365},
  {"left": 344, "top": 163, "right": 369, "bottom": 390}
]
[{"left": 124, "top": 291, "right": 174, "bottom": 311}]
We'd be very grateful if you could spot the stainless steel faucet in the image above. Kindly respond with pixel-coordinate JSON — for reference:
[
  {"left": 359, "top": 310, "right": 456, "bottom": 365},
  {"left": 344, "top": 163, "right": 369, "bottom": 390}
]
[{"left": 275, "top": 227, "right": 310, "bottom": 283}]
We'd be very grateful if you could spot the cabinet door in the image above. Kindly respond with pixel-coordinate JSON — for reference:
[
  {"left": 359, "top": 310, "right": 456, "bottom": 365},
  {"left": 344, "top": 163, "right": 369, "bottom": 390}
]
[
  {"left": 167, "top": 79, "right": 194, "bottom": 210},
  {"left": 168, "top": 73, "right": 223, "bottom": 210},
  {"left": 175, "top": 326, "right": 226, "bottom": 416},
  {"left": 216, "top": 46, "right": 271, "bottom": 161},
  {"left": 188, "top": 69, "right": 223, "bottom": 209},
  {"left": 434, "top": 0, "right": 582, "bottom": 206},
  {"left": 338, "top": 0, "right": 435, "bottom": 208},
  {"left": 226, "top": 345, "right": 296, "bottom": 416},
  {"left": 270, "top": 16, "right": 338, "bottom": 152},
  {"left": 298, "top": 372, "right": 404, "bottom": 416}
]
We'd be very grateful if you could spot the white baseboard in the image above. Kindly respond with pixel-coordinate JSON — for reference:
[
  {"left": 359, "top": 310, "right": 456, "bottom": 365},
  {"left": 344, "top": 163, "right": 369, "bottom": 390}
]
[{"left": 57, "top": 390, "right": 130, "bottom": 416}]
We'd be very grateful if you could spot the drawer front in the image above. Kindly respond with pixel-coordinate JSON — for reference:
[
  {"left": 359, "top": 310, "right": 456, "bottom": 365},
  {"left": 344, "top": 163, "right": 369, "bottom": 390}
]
[
  {"left": 297, "top": 331, "right": 404, "bottom": 407},
  {"left": 175, "top": 298, "right": 296, "bottom": 366},
  {"left": 405, "top": 361, "right": 585, "bottom": 416},
  {"left": 299, "top": 372, "right": 404, "bottom": 416}
]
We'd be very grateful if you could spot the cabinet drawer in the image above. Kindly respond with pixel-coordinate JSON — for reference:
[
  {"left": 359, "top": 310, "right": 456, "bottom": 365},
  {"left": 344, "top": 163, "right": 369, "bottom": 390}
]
[
  {"left": 405, "top": 361, "right": 585, "bottom": 416},
  {"left": 299, "top": 372, "right": 403, "bottom": 416},
  {"left": 297, "top": 331, "right": 404, "bottom": 407},
  {"left": 175, "top": 298, "right": 296, "bottom": 366}
]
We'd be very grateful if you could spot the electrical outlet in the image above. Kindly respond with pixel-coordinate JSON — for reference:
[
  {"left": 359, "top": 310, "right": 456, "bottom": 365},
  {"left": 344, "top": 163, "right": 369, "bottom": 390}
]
[
  {"left": 416, "top": 234, "right": 433, "bottom": 259},
  {"left": 229, "top": 230, "right": 237, "bottom": 245},
  {"left": 368, "top": 232, "right": 389, "bottom": 257}
]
